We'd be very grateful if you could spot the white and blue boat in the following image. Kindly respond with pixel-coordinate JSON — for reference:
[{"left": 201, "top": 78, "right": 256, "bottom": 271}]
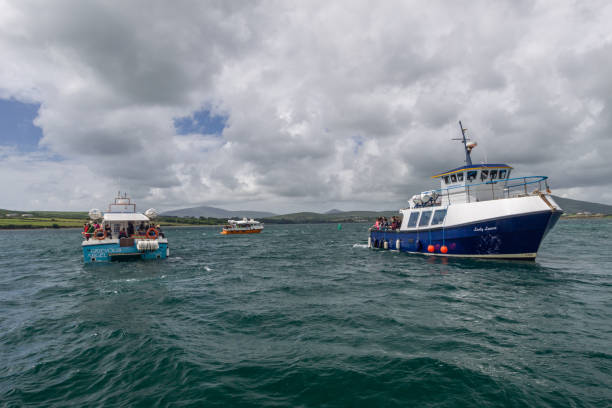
[
  {"left": 369, "top": 122, "right": 563, "bottom": 260},
  {"left": 82, "top": 192, "right": 169, "bottom": 263}
]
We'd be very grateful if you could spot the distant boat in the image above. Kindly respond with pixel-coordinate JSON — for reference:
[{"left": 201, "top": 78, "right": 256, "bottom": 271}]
[
  {"left": 221, "top": 218, "right": 264, "bottom": 234},
  {"left": 82, "top": 192, "right": 169, "bottom": 263},
  {"left": 369, "top": 122, "right": 563, "bottom": 260}
]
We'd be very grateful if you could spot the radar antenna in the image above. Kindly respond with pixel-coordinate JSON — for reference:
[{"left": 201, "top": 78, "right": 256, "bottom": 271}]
[{"left": 452, "top": 120, "right": 475, "bottom": 166}]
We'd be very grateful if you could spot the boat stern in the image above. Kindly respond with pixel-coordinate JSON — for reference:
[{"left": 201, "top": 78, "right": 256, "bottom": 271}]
[{"left": 82, "top": 238, "right": 169, "bottom": 263}]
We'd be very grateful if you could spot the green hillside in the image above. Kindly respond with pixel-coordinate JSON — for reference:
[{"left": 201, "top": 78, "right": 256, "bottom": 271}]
[
  {"left": 261, "top": 210, "right": 399, "bottom": 224},
  {"left": 0, "top": 209, "right": 88, "bottom": 218},
  {"left": 0, "top": 209, "right": 89, "bottom": 228},
  {"left": 0, "top": 208, "right": 226, "bottom": 229},
  {"left": 3, "top": 193, "right": 611, "bottom": 229},
  {"left": 0, "top": 217, "right": 87, "bottom": 229},
  {"left": 552, "top": 196, "right": 612, "bottom": 215},
  {"left": 261, "top": 196, "right": 612, "bottom": 224}
]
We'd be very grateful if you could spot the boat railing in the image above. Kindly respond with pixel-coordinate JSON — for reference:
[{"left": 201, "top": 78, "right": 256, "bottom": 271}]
[{"left": 427, "top": 176, "right": 550, "bottom": 206}]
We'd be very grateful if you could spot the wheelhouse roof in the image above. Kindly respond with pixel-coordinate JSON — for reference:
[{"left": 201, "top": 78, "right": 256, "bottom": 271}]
[
  {"left": 228, "top": 219, "right": 260, "bottom": 224},
  {"left": 432, "top": 164, "right": 512, "bottom": 178},
  {"left": 103, "top": 213, "right": 150, "bottom": 222}
]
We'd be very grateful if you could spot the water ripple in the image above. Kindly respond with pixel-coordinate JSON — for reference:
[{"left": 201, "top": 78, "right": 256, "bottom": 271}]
[{"left": 1, "top": 221, "right": 611, "bottom": 407}]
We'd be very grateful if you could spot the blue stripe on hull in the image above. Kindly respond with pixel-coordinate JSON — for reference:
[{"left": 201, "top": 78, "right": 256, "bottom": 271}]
[
  {"left": 82, "top": 243, "right": 168, "bottom": 263},
  {"left": 370, "top": 211, "right": 560, "bottom": 259}
]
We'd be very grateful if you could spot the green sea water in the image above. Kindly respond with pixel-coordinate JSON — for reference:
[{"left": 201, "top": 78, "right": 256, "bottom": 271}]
[{"left": 1, "top": 220, "right": 611, "bottom": 407}]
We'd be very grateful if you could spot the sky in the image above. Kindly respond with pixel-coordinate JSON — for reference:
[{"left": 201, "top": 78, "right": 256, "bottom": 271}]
[{"left": 1, "top": 0, "right": 612, "bottom": 213}]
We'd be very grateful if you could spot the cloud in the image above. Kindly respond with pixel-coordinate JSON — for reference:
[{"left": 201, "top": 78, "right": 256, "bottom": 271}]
[{"left": 1, "top": 0, "right": 612, "bottom": 212}]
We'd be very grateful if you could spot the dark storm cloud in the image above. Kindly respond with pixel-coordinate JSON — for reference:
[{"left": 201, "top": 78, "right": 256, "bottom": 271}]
[
  {"left": 22, "top": 1, "right": 259, "bottom": 105},
  {"left": 1, "top": 0, "right": 612, "bottom": 211}
]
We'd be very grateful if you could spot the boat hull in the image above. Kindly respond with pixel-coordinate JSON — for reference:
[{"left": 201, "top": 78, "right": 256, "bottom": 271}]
[
  {"left": 221, "top": 229, "right": 262, "bottom": 235},
  {"left": 369, "top": 210, "right": 561, "bottom": 260},
  {"left": 82, "top": 240, "right": 169, "bottom": 263}
]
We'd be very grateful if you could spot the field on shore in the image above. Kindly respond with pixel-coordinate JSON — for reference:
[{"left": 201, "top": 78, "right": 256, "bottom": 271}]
[
  {"left": 0, "top": 217, "right": 86, "bottom": 229},
  {"left": 1, "top": 208, "right": 610, "bottom": 230},
  {"left": 0, "top": 210, "right": 226, "bottom": 229},
  {"left": 0, "top": 218, "right": 228, "bottom": 229}
]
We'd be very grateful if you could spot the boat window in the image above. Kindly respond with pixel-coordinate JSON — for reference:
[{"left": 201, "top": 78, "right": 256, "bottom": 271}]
[
  {"left": 457, "top": 172, "right": 464, "bottom": 182},
  {"left": 407, "top": 212, "right": 420, "bottom": 227},
  {"left": 480, "top": 170, "right": 489, "bottom": 181},
  {"left": 450, "top": 174, "right": 457, "bottom": 182},
  {"left": 467, "top": 171, "right": 477, "bottom": 182},
  {"left": 490, "top": 170, "right": 498, "bottom": 180},
  {"left": 499, "top": 169, "right": 507, "bottom": 179},
  {"left": 419, "top": 210, "right": 432, "bottom": 226},
  {"left": 443, "top": 175, "right": 450, "bottom": 184},
  {"left": 431, "top": 209, "right": 447, "bottom": 225}
]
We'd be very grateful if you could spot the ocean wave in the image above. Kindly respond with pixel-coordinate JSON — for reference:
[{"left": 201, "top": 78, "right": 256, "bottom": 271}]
[{"left": 1, "top": 223, "right": 610, "bottom": 407}]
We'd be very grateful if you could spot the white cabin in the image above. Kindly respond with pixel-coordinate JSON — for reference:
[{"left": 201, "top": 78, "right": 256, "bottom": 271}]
[{"left": 433, "top": 164, "right": 513, "bottom": 205}]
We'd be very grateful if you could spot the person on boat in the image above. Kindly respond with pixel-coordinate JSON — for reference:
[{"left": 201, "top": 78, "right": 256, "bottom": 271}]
[
  {"left": 390, "top": 217, "right": 398, "bottom": 230},
  {"left": 83, "top": 223, "right": 90, "bottom": 240},
  {"left": 119, "top": 228, "right": 128, "bottom": 239},
  {"left": 374, "top": 218, "right": 381, "bottom": 230},
  {"left": 104, "top": 224, "right": 112, "bottom": 239},
  {"left": 381, "top": 217, "right": 389, "bottom": 229},
  {"left": 137, "top": 222, "right": 146, "bottom": 235},
  {"left": 127, "top": 222, "right": 134, "bottom": 237},
  {"left": 87, "top": 222, "right": 95, "bottom": 238},
  {"left": 155, "top": 224, "right": 165, "bottom": 238}
]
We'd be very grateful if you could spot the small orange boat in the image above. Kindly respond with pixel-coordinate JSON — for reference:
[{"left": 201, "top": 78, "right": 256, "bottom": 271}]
[{"left": 221, "top": 218, "right": 264, "bottom": 235}]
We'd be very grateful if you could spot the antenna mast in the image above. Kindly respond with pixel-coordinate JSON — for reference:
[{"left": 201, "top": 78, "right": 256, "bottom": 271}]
[{"left": 455, "top": 120, "right": 473, "bottom": 166}]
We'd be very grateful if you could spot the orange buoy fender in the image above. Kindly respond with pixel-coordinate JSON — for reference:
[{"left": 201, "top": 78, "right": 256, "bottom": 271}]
[
  {"left": 94, "top": 228, "right": 106, "bottom": 240},
  {"left": 440, "top": 245, "right": 448, "bottom": 254},
  {"left": 146, "top": 227, "right": 159, "bottom": 239},
  {"left": 427, "top": 244, "right": 435, "bottom": 253}
]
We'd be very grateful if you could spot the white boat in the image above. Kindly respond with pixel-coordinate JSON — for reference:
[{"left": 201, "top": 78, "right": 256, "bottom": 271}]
[
  {"left": 369, "top": 122, "right": 563, "bottom": 260},
  {"left": 82, "top": 192, "right": 169, "bottom": 263},
  {"left": 221, "top": 218, "right": 264, "bottom": 234}
]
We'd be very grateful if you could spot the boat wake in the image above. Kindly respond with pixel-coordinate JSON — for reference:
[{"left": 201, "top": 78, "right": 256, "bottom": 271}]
[{"left": 352, "top": 243, "right": 369, "bottom": 249}]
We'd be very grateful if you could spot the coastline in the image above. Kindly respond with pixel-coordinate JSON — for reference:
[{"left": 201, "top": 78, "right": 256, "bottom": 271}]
[
  {"left": 561, "top": 214, "right": 611, "bottom": 219},
  {"left": 1, "top": 216, "right": 611, "bottom": 231},
  {"left": 0, "top": 224, "right": 226, "bottom": 231}
]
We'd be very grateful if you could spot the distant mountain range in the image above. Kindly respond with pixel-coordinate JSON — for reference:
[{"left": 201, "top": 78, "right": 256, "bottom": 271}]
[
  {"left": 159, "top": 195, "right": 612, "bottom": 223},
  {"left": 551, "top": 195, "right": 612, "bottom": 215},
  {"left": 259, "top": 211, "right": 398, "bottom": 224},
  {"left": 1, "top": 195, "right": 610, "bottom": 227},
  {"left": 161, "top": 205, "right": 277, "bottom": 219}
]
